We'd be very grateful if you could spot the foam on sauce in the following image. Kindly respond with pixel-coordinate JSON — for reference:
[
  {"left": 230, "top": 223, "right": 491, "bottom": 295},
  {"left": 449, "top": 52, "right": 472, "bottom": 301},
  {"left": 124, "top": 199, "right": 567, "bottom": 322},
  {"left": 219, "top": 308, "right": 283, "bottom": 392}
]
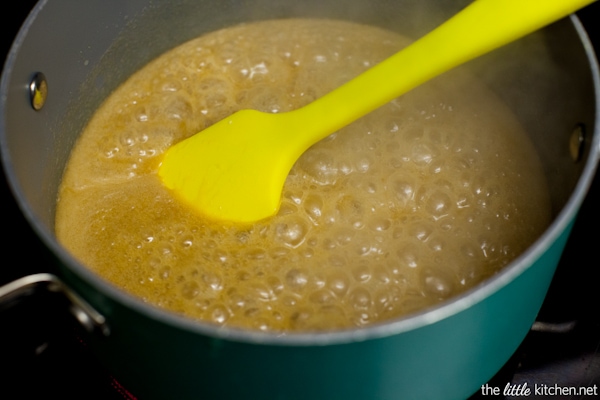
[{"left": 55, "top": 19, "right": 551, "bottom": 332}]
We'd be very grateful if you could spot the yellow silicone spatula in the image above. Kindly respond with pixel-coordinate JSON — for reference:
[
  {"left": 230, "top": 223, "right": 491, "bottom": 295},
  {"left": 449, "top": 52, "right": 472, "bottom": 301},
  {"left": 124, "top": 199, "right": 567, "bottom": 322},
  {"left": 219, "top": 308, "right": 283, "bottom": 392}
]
[{"left": 159, "top": 0, "right": 595, "bottom": 223}]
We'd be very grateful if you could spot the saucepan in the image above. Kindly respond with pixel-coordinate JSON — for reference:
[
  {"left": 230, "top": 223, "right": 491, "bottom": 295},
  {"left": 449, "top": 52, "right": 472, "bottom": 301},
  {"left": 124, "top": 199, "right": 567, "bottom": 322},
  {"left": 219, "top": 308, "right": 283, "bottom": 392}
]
[{"left": 1, "top": 0, "right": 598, "bottom": 399}]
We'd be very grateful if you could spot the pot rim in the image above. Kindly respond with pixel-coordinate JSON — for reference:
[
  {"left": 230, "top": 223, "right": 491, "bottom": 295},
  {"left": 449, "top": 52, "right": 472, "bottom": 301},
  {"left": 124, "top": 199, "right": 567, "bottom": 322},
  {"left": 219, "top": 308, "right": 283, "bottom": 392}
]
[{"left": 1, "top": 6, "right": 599, "bottom": 346}]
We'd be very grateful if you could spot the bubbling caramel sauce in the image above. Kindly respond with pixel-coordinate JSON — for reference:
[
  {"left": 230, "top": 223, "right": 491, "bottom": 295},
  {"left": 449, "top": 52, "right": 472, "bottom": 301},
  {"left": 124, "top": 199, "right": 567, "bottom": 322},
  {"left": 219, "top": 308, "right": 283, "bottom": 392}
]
[{"left": 55, "top": 19, "right": 551, "bottom": 332}]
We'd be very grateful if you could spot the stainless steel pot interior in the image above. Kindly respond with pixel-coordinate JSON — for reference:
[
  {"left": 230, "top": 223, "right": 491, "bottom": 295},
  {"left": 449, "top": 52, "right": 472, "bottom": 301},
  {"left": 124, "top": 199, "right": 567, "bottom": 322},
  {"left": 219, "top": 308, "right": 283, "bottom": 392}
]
[{"left": 1, "top": 0, "right": 599, "bottom": 343}]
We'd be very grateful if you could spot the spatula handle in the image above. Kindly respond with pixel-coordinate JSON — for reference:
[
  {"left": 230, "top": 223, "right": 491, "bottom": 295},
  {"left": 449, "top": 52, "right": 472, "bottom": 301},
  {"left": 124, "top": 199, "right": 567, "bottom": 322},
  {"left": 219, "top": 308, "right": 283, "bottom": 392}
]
[{"left": 294, "top": 0, "right": 596, "bottom": 149}]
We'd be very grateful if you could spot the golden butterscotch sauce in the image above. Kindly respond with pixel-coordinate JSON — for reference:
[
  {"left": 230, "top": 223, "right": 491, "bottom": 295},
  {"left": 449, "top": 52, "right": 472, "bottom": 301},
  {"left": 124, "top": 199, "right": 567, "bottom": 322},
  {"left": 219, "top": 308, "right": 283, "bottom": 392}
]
[{"left": 56, "top": 19, "right": 551, "bottom": 332}]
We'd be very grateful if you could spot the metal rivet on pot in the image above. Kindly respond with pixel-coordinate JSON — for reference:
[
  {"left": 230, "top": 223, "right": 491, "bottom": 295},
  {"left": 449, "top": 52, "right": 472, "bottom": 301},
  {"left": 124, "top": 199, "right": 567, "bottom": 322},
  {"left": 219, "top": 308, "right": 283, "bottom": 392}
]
[
  {"left": 29, "top": 72, "right": 48, "bottom": 111},
  {"left": 569, "top": 124, "right": 585, "bottom": 163}
]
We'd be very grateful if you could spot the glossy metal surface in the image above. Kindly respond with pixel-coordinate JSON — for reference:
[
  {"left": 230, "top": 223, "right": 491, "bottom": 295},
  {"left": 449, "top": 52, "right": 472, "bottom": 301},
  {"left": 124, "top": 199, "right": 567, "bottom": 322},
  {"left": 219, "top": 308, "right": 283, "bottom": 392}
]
[{"left": 0, "top": 273, "right": 109, "bottom": 336}]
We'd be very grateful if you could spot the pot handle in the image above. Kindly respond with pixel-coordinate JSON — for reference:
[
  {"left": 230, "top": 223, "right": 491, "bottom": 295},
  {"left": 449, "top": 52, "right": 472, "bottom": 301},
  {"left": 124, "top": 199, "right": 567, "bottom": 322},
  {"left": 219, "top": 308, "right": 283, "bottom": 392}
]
[{"left": 0, "top": 273, "right": 110, "bottom": 337}]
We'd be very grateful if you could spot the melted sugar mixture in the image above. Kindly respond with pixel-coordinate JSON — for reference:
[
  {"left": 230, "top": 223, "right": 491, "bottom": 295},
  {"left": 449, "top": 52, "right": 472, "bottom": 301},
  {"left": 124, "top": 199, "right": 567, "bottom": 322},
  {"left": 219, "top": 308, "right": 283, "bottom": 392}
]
[{"left": 55, "top": 19, "right": 551, "bottom": 332}]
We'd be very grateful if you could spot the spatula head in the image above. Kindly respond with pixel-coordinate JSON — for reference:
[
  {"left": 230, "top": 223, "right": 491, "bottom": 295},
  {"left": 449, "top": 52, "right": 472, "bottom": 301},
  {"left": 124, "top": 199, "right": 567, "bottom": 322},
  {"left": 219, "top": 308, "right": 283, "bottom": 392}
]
[{"left": 158, "top": 109, "right": 298, "bottom": 223}]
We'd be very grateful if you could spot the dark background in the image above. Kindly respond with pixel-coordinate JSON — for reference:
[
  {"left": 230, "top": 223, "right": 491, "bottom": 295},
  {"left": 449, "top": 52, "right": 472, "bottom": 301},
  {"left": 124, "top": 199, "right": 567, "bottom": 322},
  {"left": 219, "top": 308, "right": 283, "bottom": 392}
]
[{"left": 1, "top": 1, "right": 599, "bottom": 399}]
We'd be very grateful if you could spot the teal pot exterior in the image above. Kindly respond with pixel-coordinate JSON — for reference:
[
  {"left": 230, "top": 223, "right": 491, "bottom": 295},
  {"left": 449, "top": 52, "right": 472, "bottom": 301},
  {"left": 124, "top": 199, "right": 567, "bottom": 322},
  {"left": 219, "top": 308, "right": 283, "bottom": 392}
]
[
  {"left": 1, "top": 1, "right": 599, "bottom": 399},
  {"left": 63, "top": 221, "right": 573, "bottom": 400}
]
